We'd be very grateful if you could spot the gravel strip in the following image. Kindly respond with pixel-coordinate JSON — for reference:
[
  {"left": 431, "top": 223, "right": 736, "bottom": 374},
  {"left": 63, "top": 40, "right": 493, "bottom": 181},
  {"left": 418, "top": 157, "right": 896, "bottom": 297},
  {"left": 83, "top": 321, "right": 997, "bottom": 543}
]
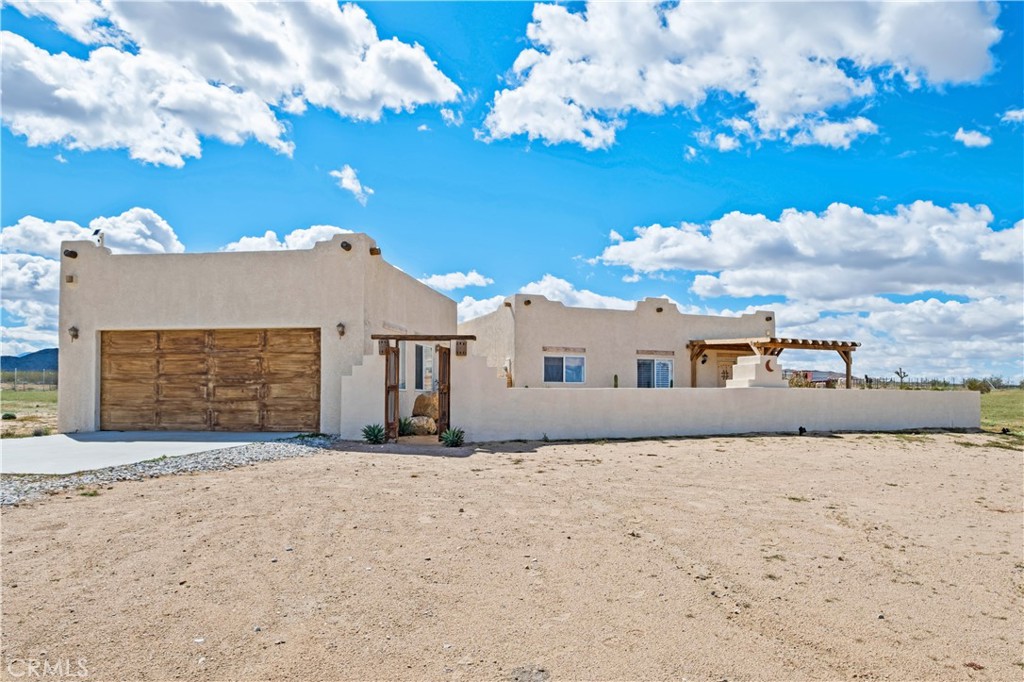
[{"left": 0, "top": 435, "right": 337, "bottom": 507}]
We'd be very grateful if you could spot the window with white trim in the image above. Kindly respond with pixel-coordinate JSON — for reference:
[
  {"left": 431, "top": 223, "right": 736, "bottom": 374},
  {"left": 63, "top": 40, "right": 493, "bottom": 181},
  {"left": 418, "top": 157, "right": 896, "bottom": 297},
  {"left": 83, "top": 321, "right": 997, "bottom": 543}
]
[
  {"left": 637, "top": 358, "right": 673, "bottom": 388},
  {"left": 544, "top": 355, "right": 585, "bottom": 383}
]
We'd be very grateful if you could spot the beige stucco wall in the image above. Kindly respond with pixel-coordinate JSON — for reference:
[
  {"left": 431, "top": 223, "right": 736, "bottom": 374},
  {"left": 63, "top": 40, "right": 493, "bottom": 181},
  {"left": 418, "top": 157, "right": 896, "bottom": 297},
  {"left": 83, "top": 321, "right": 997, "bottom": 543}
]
[
  {"left": 450, "top": 352, "right": 980, "bottom": 441},
  {"left": 465, "top": 294, "right": 774, "bottom": 389},
  {"left": 58, "top": 234, "right": 455, "bottom": 434}
]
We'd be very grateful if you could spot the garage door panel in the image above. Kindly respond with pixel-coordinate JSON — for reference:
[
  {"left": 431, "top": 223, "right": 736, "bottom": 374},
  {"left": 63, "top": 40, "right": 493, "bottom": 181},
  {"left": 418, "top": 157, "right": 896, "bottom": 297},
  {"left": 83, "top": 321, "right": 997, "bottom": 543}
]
[
  {"left": 212, "top": 407, "right": 262, "bottom": 430},
  {"left": 102, "top": 328, "right": 319, "bottom": 432},
  {"left": 211, "top": 356, "right": 263, "bottom": 377},
  {"left": 159, "top": 330, "right": 207, "bottom": 352},
  {"left": 265, "top": 404, "right": 320, "bottom": 431},
  {"left": 103, "top": 380, "right": 157, "bottom": 403},
  {"left": 212, "top": 329, "right": 264, "bottom": 351},
  {"left": 158, "top": 408, "right": 209, "bottom": 430},
  {"left": 209, "top": 384, "right": 261, "bottom": 401},
  {"left": 264, "top": 352, "right": 318, "bottom": 376},
  {"left": 103, "top": 355, "right": 159, "bottom": 378},
  {"left": 158, "top": 382, "right": 207, "bottom": 401},
  {"left": 102, "top": 407, "right": 158, "bottom": 430},
  {"left": 160, "top": 354, "right": 210, "bottom": 376},
  {"left": 266, "top": 328, "right": 320, "bottom": 352},
  {"left": 265, "top": 381, "right": 318, "bottom": 400},
  {"left": 103, "top": 331, "right": 158, "bottom": 353}
]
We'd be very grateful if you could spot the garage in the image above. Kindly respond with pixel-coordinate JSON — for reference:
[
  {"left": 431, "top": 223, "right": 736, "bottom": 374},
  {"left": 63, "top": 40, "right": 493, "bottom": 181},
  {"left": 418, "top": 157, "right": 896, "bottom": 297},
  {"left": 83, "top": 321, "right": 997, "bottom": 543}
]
[{"left": 100, "top": 329, "right": 320, "bottom": 432}]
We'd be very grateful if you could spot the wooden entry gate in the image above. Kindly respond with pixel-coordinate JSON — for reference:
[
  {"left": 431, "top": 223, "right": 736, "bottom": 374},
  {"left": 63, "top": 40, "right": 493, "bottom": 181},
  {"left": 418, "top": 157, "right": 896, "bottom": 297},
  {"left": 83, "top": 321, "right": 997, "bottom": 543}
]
[{"left": 371, "top": 334, "right": 475, "bottom": 443}]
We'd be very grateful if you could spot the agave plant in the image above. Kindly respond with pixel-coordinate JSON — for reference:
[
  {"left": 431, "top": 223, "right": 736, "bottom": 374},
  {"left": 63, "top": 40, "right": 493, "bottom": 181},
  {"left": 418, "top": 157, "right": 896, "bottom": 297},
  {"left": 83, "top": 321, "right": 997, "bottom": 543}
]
[
  {"left": 439, "top": 426, "right": 465, "bottom": 448},
  {"left": 362, "top": 423, "right": 386, "bottom": 444},
  {"left": 398, "top": 417, "right": 415, "bottom": 437}
]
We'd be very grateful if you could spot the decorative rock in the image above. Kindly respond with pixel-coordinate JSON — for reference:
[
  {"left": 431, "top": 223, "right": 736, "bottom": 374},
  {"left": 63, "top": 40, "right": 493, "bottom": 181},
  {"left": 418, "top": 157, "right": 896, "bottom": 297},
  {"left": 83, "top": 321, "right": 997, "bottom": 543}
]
[
  {"left": 409, "top": 415, "right": 437, "bottom": 435},
  {"left": 412, "top": 393, "right": 440, "bottom": 420}
]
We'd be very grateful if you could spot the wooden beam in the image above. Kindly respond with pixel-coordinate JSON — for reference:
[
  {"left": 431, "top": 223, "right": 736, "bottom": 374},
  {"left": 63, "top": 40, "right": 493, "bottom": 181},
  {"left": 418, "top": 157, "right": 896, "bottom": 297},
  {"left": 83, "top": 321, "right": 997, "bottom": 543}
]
[
  {"left": 837, "top": 349, "right": 853, "bottom": 389},
  {"left": 370, "top": 334, "right": 477, "bottom": 341}
]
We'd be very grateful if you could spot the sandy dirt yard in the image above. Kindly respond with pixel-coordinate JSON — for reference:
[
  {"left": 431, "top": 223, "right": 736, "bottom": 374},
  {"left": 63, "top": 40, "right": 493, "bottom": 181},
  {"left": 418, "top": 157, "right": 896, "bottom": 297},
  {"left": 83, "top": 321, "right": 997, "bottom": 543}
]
[{"left": 2, "top": 432, "right": 1021, "bottom": 681}]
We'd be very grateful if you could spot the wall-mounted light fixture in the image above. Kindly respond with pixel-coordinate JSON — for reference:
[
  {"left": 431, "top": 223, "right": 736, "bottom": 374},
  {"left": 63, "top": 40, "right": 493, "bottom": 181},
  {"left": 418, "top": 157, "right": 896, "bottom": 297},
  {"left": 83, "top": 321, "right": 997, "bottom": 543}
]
[
  {"left": 700, "top": 354, "right": 708, "bottom": 365},
  {"left": 656, "top": 306, "right": 664, "bottom": 313},
  {"left": 369, "top": 247, "right": 382, "bottom": 256},
  {"left": 340, "top": 241, "right": 352, "bottom": 251},
  {"left": 63, "top": 249, "right": 78, "bottom": 259},
  {"left": 336, "top": 323, "right": 346, "bottom": 338},
  {"left": 68, "top": 326, "right": 80, "bottom": 341}
]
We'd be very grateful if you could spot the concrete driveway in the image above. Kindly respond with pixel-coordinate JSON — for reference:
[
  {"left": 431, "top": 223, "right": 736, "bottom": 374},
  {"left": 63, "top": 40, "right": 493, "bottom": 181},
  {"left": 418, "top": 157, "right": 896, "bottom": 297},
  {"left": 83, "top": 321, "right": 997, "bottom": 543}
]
[{"left": 1, "top": 431, "right": 298, "bottom": 475}]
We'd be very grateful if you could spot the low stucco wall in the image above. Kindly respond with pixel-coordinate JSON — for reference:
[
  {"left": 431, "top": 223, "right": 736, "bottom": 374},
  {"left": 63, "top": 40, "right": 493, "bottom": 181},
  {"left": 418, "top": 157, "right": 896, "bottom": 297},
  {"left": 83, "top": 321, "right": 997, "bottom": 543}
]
[{"left": 450, "top": 355, "right": 980, "bottom": 442}]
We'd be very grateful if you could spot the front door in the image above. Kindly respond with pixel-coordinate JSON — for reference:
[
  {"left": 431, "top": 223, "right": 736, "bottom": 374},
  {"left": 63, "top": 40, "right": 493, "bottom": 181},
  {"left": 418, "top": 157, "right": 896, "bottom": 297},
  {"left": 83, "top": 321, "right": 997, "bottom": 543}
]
[{"left": 436, "top": 345, "right": 450, "bottom": 437}]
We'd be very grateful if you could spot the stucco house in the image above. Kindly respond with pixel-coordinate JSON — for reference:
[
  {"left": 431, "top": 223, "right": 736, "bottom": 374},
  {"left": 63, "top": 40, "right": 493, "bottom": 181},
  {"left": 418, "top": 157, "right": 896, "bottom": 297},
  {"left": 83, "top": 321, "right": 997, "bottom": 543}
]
[
  {"left": 58, "top": 233, "right": 456, "bottom": 434},
  {"left": 459, "top": 293, "right": 776, "bottom": 389},
  {"left": 58, "top": 233, "right": 979, "bottom": 440}
]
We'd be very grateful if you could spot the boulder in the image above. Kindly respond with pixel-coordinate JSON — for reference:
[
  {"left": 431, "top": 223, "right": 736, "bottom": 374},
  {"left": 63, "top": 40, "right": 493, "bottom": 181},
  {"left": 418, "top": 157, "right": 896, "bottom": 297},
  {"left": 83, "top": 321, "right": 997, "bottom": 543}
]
[
  {"left": 412, "top": 393, "right": 439, "bottom": 420},
  {"left": 409, "top": 415, "right": 437, "bottom": 435}
]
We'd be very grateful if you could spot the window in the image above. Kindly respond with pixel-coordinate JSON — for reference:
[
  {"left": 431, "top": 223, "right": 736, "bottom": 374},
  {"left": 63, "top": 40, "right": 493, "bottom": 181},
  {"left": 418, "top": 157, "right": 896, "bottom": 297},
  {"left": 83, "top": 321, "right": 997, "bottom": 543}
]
[
  {"left": 543, "top": 356, "right": 585, "bottom": 383},
  {"left": 415, "top": 344, "right": 433, "bottom": 391},
  {"left": 637, "top": 359, "right": 673, "bottom": 388}
]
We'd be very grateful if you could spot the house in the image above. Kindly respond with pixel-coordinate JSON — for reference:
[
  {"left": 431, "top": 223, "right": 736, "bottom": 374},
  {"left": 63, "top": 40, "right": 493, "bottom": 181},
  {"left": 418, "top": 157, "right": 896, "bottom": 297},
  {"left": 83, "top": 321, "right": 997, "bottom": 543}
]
[
  {"left": 57, "top": 234, "right": 456, "bottom": 434},
  {"left": 58, "top": 233, "right": 979, "bottom": 439},
  {"left": 459, "top": 294, "right": 776, "bottom": 389}
]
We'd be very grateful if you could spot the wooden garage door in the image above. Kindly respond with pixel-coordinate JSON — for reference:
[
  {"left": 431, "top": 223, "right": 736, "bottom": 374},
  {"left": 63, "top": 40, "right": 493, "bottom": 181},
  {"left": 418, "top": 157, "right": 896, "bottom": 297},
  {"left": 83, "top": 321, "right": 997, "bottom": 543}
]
[{"left": 101, "top": 329, "right": 320, "bottom": 432}]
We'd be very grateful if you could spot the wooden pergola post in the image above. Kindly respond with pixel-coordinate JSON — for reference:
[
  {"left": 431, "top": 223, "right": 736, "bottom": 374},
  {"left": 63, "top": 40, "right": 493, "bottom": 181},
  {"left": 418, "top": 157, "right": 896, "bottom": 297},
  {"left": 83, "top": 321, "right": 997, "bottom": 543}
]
[{"left": 837, "top": 349, "right": 853, "bottom": 389}]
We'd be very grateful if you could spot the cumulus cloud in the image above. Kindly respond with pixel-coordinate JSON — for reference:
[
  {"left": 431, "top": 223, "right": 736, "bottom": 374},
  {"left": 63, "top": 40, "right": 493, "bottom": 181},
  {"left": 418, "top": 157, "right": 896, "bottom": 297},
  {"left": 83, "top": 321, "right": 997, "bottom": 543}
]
[
  {"left": 419, "top": 270, "right": 494, "bottom": 291},
  {"left": 221, "top": 225, "right": 353, "bottom": 252},
  {"left": 3, "top": 0, "right": 461, "bottom": 166},
  {"left": 456, "top": 294, "right": 506, "bottom": 322},
  {"left": 1001, "top": 108, "right": 1024, "bottom": 124},
  {"left": 329, "top": 165, "right": 375, "bottom": 206},
  {"left": 1, "top": 207, "right": 184, "bottom": 258},
  {"left": 792, "top": 117, "right": 879, "bottom": 149},
  {"left": 595, "top": 201, "right": 1023, "bottom": 378},
  {"left": 483, "top": 1, "right": 1000, "bottom": 151},
  {"left": 954, "top": 127, "right": 992, "bottom": 148},
  {"left": 1, "top": 207, "right": 186, "bottom": 354},
  {"left": 599, "top": 202, "right": 1021, "bottom": 301}
]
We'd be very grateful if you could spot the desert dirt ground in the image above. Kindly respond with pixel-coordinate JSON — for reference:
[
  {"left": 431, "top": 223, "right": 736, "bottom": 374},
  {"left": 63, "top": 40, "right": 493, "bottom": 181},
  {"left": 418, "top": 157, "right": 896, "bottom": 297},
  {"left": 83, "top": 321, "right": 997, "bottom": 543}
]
[{"left": 2, "top": 431, "right": 1021, "bottom": 681}]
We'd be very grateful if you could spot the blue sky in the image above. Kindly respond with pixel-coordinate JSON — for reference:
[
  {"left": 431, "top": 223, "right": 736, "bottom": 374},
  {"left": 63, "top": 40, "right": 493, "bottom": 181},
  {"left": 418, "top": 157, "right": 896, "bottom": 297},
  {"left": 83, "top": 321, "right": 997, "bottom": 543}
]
[{"left": 2, "top": 1, "right": 1022, "bottom": 381}]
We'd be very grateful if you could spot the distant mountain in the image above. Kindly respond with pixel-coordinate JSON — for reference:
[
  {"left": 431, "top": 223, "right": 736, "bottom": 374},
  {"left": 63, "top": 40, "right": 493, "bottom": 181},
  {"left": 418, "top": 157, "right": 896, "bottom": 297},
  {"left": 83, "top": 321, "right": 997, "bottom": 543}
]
[{"left": 0, "top": 348, "right": 58, "bottom": 371}]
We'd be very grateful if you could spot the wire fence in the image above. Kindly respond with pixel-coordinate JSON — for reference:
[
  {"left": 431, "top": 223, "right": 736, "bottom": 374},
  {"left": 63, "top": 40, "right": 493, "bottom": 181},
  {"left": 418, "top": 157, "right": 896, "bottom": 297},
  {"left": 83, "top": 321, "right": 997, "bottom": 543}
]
[{"left": 1, "top": 370, "right": 58, "bottom": 390}]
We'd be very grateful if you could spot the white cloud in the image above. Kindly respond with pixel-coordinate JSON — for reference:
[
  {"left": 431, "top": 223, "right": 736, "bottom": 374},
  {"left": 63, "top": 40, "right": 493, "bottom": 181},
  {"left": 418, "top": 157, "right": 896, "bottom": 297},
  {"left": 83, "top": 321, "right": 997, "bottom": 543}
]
[
  {"left": 683, "top": 145, "right": 698, "bottom": 161},
  {"left": 1, "top": 207, "right": 184, "bottom": 258},
  {"left": 1, "top": 207, "right": 186, "bottom": 355},
  {"left": 440, "top": 108, "right": 464, "bottom": 127},
  {"left": 419, "top": 270, "right": 494, "bottom": 291},
  {"left": 329, "top": 165, "right": 374, "bottom": 206},
  {"left": 3, "top": 0, "right": 460, "bottom": 166},
  {"left": 595, "top": 201, "right": 1023, "bottom": 379},
  {"left": 483, "top": 1, "right": 1000, "bottom": 151},
  {"left": 792, "top": 117, "right": 879, "bottom": 150},
  {"left": 54, "top": 153, "right": 67, "bottom": 164},
  {"left": 600, "top": 202, "right": 1021, "bottom": 301},
  {"left": 1001, "top": 107, "right": 1024, "bottom": 124},
  {"left": 417, "top": 124, "right": 431, "bottom": 132},
  {"left": 457, "top": 294, "right": 506, "bottom": 322},
  {"left": 221, "top": 225, "right": 353, "bottom": 252},
  {"left": 954, "top": 127, "right": 992, "bottom": 148}
]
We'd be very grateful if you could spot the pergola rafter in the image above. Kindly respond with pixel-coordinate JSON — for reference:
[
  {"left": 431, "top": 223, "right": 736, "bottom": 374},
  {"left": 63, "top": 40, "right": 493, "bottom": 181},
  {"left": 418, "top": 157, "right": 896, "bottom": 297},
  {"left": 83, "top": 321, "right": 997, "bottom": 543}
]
[{"left": 686, "top": 337, "right": 861, "bottom": 388}]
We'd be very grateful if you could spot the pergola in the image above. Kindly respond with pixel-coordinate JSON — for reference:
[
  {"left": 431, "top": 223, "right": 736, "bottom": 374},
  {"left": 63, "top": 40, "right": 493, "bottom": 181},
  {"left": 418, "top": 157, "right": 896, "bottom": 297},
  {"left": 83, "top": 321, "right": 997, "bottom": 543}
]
[{"left": 686, "top": 337, "right": 861, "bottom": 388}]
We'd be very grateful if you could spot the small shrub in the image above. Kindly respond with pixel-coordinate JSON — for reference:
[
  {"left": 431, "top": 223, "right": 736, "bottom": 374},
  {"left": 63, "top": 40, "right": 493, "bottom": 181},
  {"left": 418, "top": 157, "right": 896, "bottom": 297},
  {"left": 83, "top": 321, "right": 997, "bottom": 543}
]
[
  {"left": 79, "top": 490, "right": 100, "bottom": 497},
  {"left": 964, "top": 377, "right": 992, "bottom": 394},
  {"left": 439, "top": 427, "right": 465, "bottom": 448},
  {"left": 361, "top": 423, "right": 386, "bottom": 444},
  {"left": 32, "top": 427, "right": 50, "bottom": 437},
  {"left": 2, "top": 413, "right": 16, "bottom": 420},
  {"left": 398, "top": 417, "right": 415, "bottom": 437}
]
